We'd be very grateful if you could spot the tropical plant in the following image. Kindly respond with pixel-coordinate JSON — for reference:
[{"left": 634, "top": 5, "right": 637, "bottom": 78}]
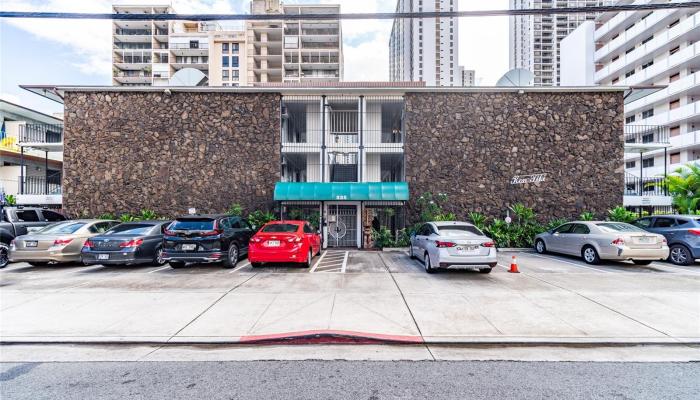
[
  {"left": 664, "top": 162, "right": 700, "bottom": 213},
  {"left": 371, "top": 227, "right": 395, "bottom": 249},
  {"left": 467, "top": 211, "right": 487, "bottom": 231},
  {"left": 119, "top": 213, "right": 138, "bottom": 222},
  {"left": 97, "top": 213, "right": 116, "bottom": 220},
  {"left": 607, "top": 206, "right": 636, "bottom": 223},
  {"left": 579, "top": 212, "right": 595, "bottom": 221},
  {"left": 394, "top": 229, "right": 411, "bottom": 247},
  {"left": 226, "top": 202, "right": 243, "bottom": 216},
  {"left": 3, "top": 194, "right": 16, "bottom": 206},
  {"left": 138, "top": 209, "right": 159, "bottom": 220},
  {"left": 416, "top": 192, "right": 456, "bottom": 222},
  {"left": 247, "top": 210, "right": 276, "bottom": 230}
]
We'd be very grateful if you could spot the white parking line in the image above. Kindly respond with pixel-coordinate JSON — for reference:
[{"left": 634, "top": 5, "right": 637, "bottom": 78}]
[
  {"left": 527, "top": 253, "right": 614, "bottom": 273},
  {"left": 341, "top": 251, "right": 348, "bottom": 273},
  {"left": 309, "top": 251, "right": 327, "bottom": 273},
  {"left": 229, "top": 261, "right": 251, "bottom": 273},
  {"left": 147, "top": 265, "right": 171, "bottom": 274}
]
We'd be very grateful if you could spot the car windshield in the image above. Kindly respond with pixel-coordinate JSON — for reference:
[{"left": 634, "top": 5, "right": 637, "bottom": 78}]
[
  {"left": 104, "top": 224, "right": 153, "bottom": 235},
  {"left": 170, "top": 219, "right": 215, "bottom": 231},
  {"left": 37, "top": 222, "right": 86, "bottom": 234},
  {"left": 261, "top": 224, "right": 299, "bottom": 233},
  {"left": 436, "top": 225, "right": 483, "bottom": 237},
  {"left": 596, "top": 223, "right": 646, "bottom": 233}
]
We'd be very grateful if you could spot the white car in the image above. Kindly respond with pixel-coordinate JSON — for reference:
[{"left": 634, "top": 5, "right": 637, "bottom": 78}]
[{"left": 409, "top": 221, "right": 497, "bottom": 274}]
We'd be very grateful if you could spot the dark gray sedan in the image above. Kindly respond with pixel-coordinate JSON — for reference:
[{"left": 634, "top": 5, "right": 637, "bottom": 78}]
[{"left": 81, "top": 220, "right": 171, "bottom": 266}]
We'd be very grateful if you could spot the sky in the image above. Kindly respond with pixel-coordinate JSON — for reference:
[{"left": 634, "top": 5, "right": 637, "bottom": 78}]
[{"left": 0, "top": 0, "right": 509, "bottom": 115}]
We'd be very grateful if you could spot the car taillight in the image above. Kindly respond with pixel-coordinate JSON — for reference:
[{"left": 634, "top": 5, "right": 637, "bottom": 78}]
[
  {"left": 53, "top": 238, "right": 73, "bottom": 246},
  {"left": 688, "top": 229, "right": 700, "bottom": 236},
  {"left": 164, "top": 228, "right": 176, "bottom": 236},
  {"left": 200, "top": 220, "right": 222, "bottom": 237},
  {"left": 119, "top": 239, "right": 144, "bottom": 248},
  {"left": 286, "top": 237, "right": 302, "bottom": 243},
  {"left": 83, "top": 239, "right": 94, "bottom": 249},
  {"left": 435, "top": 241, "right": 456, "bottom": 248},
  {"left": 481, "top": 241, "right": 496, "bottom": 248},
  {"left": 251, "top": 237, "right": 262, "bottom": 243},
  {"left": 661, "top": 237, "right": 667, "bottom": 245},
  {"left": 611, "top": 237, "right": 625, "bottom": 245}
]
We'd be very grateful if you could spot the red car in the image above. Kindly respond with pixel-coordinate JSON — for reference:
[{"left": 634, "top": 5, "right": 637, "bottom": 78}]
[{"left": 248, "top": 220, "right": 322, "bottom": 268}]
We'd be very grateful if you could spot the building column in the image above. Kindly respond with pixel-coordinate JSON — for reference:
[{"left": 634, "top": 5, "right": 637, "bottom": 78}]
[{"left": 19, "top": 146, "right": 24, "bottom": 195}]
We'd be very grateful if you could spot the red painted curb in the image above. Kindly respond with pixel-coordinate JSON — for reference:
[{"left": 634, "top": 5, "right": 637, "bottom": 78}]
[{"left": 238, "top": 330, "right": 424, "bottom": 345}]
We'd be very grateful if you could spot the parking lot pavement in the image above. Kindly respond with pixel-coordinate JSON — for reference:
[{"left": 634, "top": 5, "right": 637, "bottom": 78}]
[{"left": 1, "top": 250, "right": 699, "bottom": 345}]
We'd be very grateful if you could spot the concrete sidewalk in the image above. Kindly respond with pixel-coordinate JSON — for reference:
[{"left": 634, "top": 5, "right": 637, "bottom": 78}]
[{"left": 1, "top": 251, "right": 699, "bottom": 345}]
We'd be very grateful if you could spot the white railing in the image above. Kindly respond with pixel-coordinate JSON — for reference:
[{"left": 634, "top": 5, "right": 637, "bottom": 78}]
[
  {"left": 595, "top": 0, "right": 651, "bottom": 40},
  {"left": 595, "top": 6, "right": 673, "bottom": 61},
  {"left": 626, "top": 71, "right": 700, "bottom": 113},
  {"left": 630, "top": 101, "right": 700, "bottom": 127}
]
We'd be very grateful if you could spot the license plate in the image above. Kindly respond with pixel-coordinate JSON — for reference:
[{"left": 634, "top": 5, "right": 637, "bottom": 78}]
[
  {"left": 636, "top": 236, "right": 653, "bottom": 243},
  {"left": 265, "top": 240, "right": 280, "bottom": 247},
  {"left": 97, "top": 254, "right": 109, "bottom": 260},
  {"left": 181, "top": 244, "right": 197, "bottom": 251},
  {"left": 25, "top": 241, "right": 38, "bottom": 248}
]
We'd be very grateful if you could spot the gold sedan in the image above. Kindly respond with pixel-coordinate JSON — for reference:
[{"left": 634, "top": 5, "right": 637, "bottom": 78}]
[{"left": 9, "top": 220, "right": 120, "bottom": 266}]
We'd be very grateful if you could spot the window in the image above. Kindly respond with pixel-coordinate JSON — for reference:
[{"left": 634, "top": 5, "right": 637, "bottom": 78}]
[
  {"left": 642, "top": 157, "right": 654, "bottom": 168},
  {"left": 231, "top": 70, "right": 239, "bottom": 79},
  {"left": 669, "top": 72, "right": 680, "bottom": 82},
  {"left": 625, "top": 47, "right": 635, "bottom": 54},
  {"left": 222, "top": 70, "right": 229, "bottom": 80},
  {"left": 632, "top": 218, "right": 652, "bottom": 229},
  {"left": 670, "top": 99, "right": 680, "bottom": 110},
  {"left": 230, "top": 218, "right": 243, "bottom": 229},
  {"left": 262, "top": 223, "right": 299, "bottom": 233},
  {"left": 222, "top": 43, "right": 229, "bottom": 54},
  {"left": 232, "top": 43, "right": 239, "bottom": 53},
  {"left": 222, "top": 56, "right": 229, "bottom": 67},
  {"left": 284, "top": 36, "right": 298, "bottom": 49},
  {"left": 612, "top": 77, "right": 620, "bottom": 84},
  {"left": 596, "top": 223, "right": 644, "bottom": 233},
  {"left": 14, "top": 210, "right": 40, "bottom": 222},
  {"left": 652, "top": 217, "right": 676, "bottom": 228},
  {"left": 189, "top": 40, "right": 199, "bottom": 49},
  {"left": 625, "top": 70, "right": 635, "bottom": 78},
  {"left": 303, "top": 224, "right": 314, "bottom": 234},
  {"left": 671, "top": 152, "right": 681, "bottom": 164},
  {"left": 641, "top": 35, "right": 653, "bottom": 45},
  {"left": 625, "top": 161, "right": 636, "bottom": 169},
  {"left": 670, "top": 125, "right": 681, "bottom": 137},
  {"left": 105, "top": 224, "right": 153, "bottom": 235},
  {"left": 436, "top": 225, "right": 484, "bottom": 237},
  {"left": 219, "top": 218, "right": 231, "bottom": 229},
  {"left": 670, "top": 46, "right": 680, "bottom": 55},
  {"left": 642, "top": 60, "right": 653, "bottom": 69},
  {"left": 570, "top": 224, "right": 590, "bottom": 234},
  {"left": 231, "top": 56, "right": 239, "bottom": 68},
  {"left": 625, "top": 115, "right": 636, "bottom": 124},
  {"left": 553, "top": 224, "right": 573, "bottom": 234},
  {"left": 641, "top": 109, "right": 654, "bottom": 119},
  {"left": 668, "top": 19, "right": 680, "bottom": 28},
  {"left": 41, "top": 210, "right": 66, "bottom": 222},
  {"left": 90, "top": 222, "right": 114, "bottom": 234}
]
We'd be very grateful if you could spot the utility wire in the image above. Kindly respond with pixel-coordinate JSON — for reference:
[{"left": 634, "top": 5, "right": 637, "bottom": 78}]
[{"left": 1, "top": 2, "right": 699, "bottom": 21}]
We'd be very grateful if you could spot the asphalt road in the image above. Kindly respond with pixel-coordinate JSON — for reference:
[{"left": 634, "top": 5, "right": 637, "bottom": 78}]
[{"left": 2, "top": 360, "right": 699, "bottom": 400}]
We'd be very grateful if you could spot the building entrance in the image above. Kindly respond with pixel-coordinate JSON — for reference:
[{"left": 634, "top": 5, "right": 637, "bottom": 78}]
[{"left": 326, "top": 204, "right": 358, "bottom": 248}]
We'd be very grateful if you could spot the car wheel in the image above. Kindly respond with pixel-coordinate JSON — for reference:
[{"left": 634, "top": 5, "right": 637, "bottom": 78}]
[
  {"left": 669, "top": 244, "right": 693, "bottom": 266},
  {"left": 478, "top": 267, "right": 492, "bottom": 274},
  {"left": 632, "top": 260, "right": 653, "bottom": 265},
  {"left": 170, "top": 261, "right": 185, "bottom": 269},
  {"left": 0, "top": 244, "right": 8, "bottom": 269},
  {"left": 535, "top": 239, "right": 547, "bottom": 254},
  {"left": 409, "top": 245, "right": 416, "bottom": 259},
  {"left": 582, "top": 246, "right": 601, "bottom": 265},
  {"left": 424, "top": 253, "right": 435, "bottom": 274},
  {"left": 251, "top": 262, "right": 263, "bottom": 268},
  {"left": 303, "top": 249, "right": 313, "bottom": 268},
  {"left": 223, "top": 244, "right": 239, "bottom": 269},
  {"left": 152, "top": 247, "right": 166, "bottom": 266}
]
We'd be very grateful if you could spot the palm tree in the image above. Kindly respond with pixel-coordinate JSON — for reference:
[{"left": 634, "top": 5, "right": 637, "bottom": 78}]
[{"left": 664, "top": 163, "right": 700, "bottom": 213}]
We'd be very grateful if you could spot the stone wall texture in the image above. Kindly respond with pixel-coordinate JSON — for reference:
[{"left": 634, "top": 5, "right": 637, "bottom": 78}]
[
  {"left": 404, "top": 91, "right": 624, "bottom": 221},
  {"left": 63, "top": 91, "right": 280, "bottom": 217}
]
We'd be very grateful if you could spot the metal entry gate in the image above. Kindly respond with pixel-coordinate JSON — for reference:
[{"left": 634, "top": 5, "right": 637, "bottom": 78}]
[{"left": 327, "top": 204, "right": 357, "bottom": 247}]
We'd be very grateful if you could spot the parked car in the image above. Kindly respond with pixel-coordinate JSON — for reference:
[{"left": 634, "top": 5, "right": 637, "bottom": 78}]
[
  {"left": 9, "top": 219, "right": 120, "bottom": 266},
  {"left": 0, "top": 206, "right": 68, "bottom": 268},
  {"left": 632, "top": 215, "right": 700, "bottom": 265},
  {"left": 248, "top": 220, "right": 321, "bottom": 268},
  {"left": 534, "top": 221, "right": 669, "bottom": 265},
  {"left": 81, "top": 220, "right": 172, "bottom": 266},
  {"left": 409, "top": 221, "right": 497, "bottom": 274},
  {"left": 162, "top": 214, "right": 254, "bottom": 269}
]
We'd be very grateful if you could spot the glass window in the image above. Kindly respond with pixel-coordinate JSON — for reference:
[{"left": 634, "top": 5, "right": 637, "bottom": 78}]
[
  {"left": 170, "top": 219, "right": 215, "bottom": 231},
  {"left": 633, "top": 218, "right": 652, "bottom": 228},
  {"left": 642, "top": 109, "right": 654, "bottom": 119},
  {"left": 14, "top": 210, "right": 40, "bottom": 222},
  {"left": 261, "top": 223, "right": 299, "bottom": 233},
  {"left": 230, "top": 218, "right": 242, "bottom": 229},
  {"left": 222, "top": 70, "right": 229, "bottom": 80},
  {"left": 283, "top": 36, "right": 299, "bottom": 49},
  {"left": 219, "top": 218, "right": 232, "bottom": 229},
  {"left": 38, "top": 222, "right": 86, "bottom": 234},
  {"left": 92, "top": 222, "right": 113, "bottom": 233},
  {"left": 675, "top": 219, "right": 691, "bottom": 227},
  {"left": 553, "top": 224, "right": 573, "bottom": 234},
  {"left": 231, "top": 56, "right": 239, "bottom": 68},
  {"left": 642, "top": 158, "right": 654, "bottom": 168},
  {"left": 231, "top": 70, "right": 239, "bottom": 79},
  {"left": 653, "top": 218, "right": 676, "bottom": 228},
  {"left": 436, "top": 225, "right": 484, "bottom": 237},
  {"left": 222, "top": 56, "right": 229, "bottom": 67},
  {"left": 597, "top": 223, "right": 645, "bottom": 233},
  {"left": 303, "top": 224, "right": 314, "bottom": 234},
  {"left": 231, "top": 43, "right": 239, "bottom": 53},
  {"left": 222, "top": 43, "right": 229, "bottom": 54},
  {"left": 41, "top": 210, "right": 66, "bottom": 222},
  {"left": 105, "top": 224, "right": 154, "bottom": 235},
  {"left": 571, "top": 224, "right": 590, "bottom": 234}
]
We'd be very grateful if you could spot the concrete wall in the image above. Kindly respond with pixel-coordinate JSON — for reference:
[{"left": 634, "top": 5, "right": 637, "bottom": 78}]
[
  {"left": 63, "top": 91, "right": 280, "bottom": 217},
  {"left": 404, "top": 91, "right": 625, "bottom": 221},
  {"left": 561, "top": 21, "right": 596, "bottom": 86}
]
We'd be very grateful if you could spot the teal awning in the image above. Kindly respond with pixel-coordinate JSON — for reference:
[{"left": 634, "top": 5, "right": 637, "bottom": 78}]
[{"left": 274, "top": 182, "right": 409, "bottom": 202}]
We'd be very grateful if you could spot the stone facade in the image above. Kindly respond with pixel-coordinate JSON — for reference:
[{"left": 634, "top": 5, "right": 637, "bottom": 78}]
[
  {"left": 404, "top": 91, "right": 624, "bottom": 221},
  {"left": 63, "top": 91, "right": 280, "bottom": 217}
]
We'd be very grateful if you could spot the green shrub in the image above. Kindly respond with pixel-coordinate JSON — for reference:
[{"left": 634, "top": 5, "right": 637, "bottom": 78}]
[
  {"left": 226, "top": 203, "right": 243, "bottom": 217},
  {"left": 138, "top": 209, "right": 160, "bottom": 220},
  {"left": 247, "top": 210, "right": 276, "bottom": 230},
  {"left": 371, "top": 227, "right": 395, "bottom": 249},
  {"left": 119, "top": 213, "right": 137, "bottom": 222},
  {"left": 607, "top": 206, "right": 636, "bottom": 223},
  {"left": 468, "top": 211, "right": 487, "bottom": 231},
  {"left": 579, "top": 211, "right": 595, "bottom": 221},
  {"left": 416, "top": 192, "right": 455, "bottom": 222},
  {"left": 3, "top": 194, "right": 16, "bottom": 206},
  {"left": 97, "top": 213, "right": 116, "bottom": 220}
]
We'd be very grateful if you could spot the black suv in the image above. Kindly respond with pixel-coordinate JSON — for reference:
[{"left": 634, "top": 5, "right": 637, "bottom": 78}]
[{"left": 162, "top": 214, "right": 254, "bottom": 269}]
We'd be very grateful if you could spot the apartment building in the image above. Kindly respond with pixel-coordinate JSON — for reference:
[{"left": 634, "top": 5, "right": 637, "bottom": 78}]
[
  {"left": 562, "top": 1, "right": 700, "bottom": 211},
  {"left": 389, "top": 0, "right": 461, "bottom": 86},
  {"left": 112, "top": 2, "right": 342, "bottom": 86},
  {"left": 0, "top": 100, "right": 63, "bottom": 206},
  {"left": 460, "top": 68, "right": 475, "bottom": 86},
  {"left": 509, "top": 0, "right": 604, "bottom": 86}
]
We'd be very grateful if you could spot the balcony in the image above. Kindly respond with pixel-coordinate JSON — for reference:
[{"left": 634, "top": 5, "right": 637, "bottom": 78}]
[
  {"left": 16, "top": 174, "right": 62, "bottom": 206},
  {"left": 170, "top": 42, "right": 209, "bottom": 57},
  {"left": 18, "top": 124, "right": 63, "bottom": 152},
  {"left": 114, "top": 28, "right": 152, "bottom": 36},
  {"left": 624, "top": 125, "right": 670, "bottom": 153},
  {"left": 113, "top": 71, "right": 152, "bottom": 85},
  {"left": 623, "top": 172, "right": 672, "bottom": 207},
  {"left": 626, "top": 71, "right": 700, "bottom": 114},
  {"left": 630, "top": 101, "right": 700, "bottom": 128}
]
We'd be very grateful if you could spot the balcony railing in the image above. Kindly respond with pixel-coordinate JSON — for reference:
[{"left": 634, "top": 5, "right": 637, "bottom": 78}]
[
  {"left": 170, "top": 43, "right": 209, "bottom": 49},
  {"left": 625, "top": 173, "right": 667, "bottom": 197},
  {"left": 115, "top": 29, "right": 152, "bottom": 36},
  {"left": 20, "top": 174, "right": 62, "bottom": 195},
  {"left": 19, "top": 124, "right": 63, "bottom": 144},
  {"left": 624, "top": 125, "right": 669, "bottom": 146}
]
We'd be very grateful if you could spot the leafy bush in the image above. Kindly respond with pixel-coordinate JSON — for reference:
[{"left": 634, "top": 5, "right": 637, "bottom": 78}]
[
  {"left": 97, "top": 213, "right": 116, "bottom": 220},
  {"left": 371, "top": 228, "right": 395, "bottom": 249},
  {"left": 138, "top": 209, "right": 160, "bottom": 220},
  {"left": 607, "top": 206, "right": 636, "bottom": 223},
  {"left": 468, "top": 211, "right": 486, "bottom": 231},
  {"left": 3, "top": 194, "right": 16, "bottom": 206},
  {"left": 247, "top": 210, "right": 276, "bottom": 230},
  {"left": 579, "top": 212, "right": 595, "bottom": 221},
  {"left": 416, "top": 192, "right": 455, "bottom": 222},
  {"left": 226, "top": 203, "right": 243, "bottom": 217},
  {"left": 119, "top": 213, "right": 137, "bottom": 222}
]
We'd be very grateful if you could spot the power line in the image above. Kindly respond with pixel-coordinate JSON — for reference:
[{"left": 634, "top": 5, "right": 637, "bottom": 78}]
[{"left": 1, "top": 2, "right": 699, "bottom": 21}]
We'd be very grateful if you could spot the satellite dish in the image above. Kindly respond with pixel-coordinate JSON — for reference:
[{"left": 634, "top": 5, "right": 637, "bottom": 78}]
[
  {"left": 496, "top": 68, "right": 534, "bottom": 87},
  {"left": 169, "top": 68, "right": 208, "bottom": 86}
]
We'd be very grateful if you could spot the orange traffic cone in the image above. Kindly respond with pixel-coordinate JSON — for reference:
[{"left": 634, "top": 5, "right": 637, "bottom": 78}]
[{"left": 509, "top": 255, "right": 520, "bottom": 273}]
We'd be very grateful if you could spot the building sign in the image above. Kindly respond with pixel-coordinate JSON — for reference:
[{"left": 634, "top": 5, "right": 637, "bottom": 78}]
[{"left": 510, "top": 173, "right": 547, "bottom": 185}]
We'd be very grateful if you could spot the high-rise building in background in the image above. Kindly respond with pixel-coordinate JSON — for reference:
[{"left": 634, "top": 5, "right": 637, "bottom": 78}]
[
  {"left": 389, "top": 0, "right": 461, "bottom": 86},
  {"left": 459, "top": 67, "right": 475, "bottom": 86},
  {"left": 509, "top": 0, "right": 604, "bottom": 86},
  {"left": 111, "top": 1, "right": 342, "bottom": 86}
]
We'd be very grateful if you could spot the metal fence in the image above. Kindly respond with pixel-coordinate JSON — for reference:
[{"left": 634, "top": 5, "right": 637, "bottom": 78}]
[
  {"left": 624, "top": 173, "right": 666, "bottom": 196},
  {"left": 19, "top": 124, "right": 63, "bottom": 144},
  {"left": 21, "top": 174, "right": 62, "bottom": 195},
  {"left": 624, "top": 125, "right": 669, "bottom": 145}
]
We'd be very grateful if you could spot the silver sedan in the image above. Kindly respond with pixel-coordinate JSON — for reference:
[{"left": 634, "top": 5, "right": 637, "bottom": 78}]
[
  {"left": 409, "top": 221, "right": 498, "bottom": 274},
  {"left": 534, "top": 221, "right": 669, "bottom": 265}
]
